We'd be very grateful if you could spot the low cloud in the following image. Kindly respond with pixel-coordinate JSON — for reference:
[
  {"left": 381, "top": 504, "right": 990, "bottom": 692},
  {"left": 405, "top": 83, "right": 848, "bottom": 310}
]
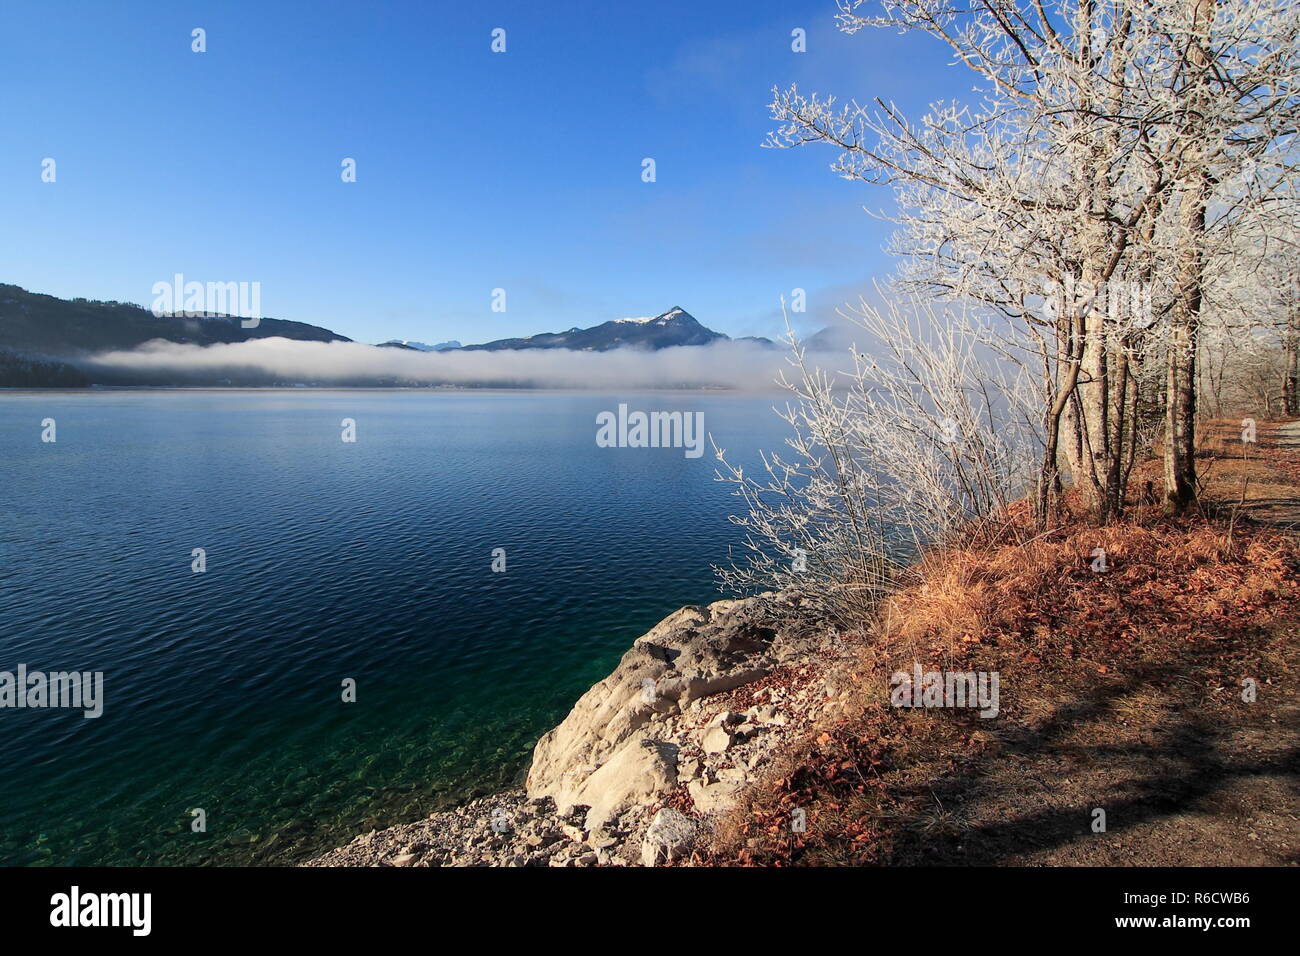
[{"left": 79, "top": 336, "right": 841, "bottom": 390}]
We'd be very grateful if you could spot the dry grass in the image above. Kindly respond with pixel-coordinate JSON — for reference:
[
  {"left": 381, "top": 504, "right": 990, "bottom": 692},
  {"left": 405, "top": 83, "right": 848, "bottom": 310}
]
[{"left": 887, "top": 518, "right": 1296, "bottom": 665}]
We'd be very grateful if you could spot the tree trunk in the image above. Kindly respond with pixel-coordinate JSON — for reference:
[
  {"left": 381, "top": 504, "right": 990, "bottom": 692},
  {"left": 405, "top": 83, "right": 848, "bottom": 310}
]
[
  {"left": 1165, "top": 178, "right": 1205, "bottom": 512},
  {"left": 1164, "top": 293, "right": 1200, "bottom": 512},
  {"left": 1283, "top": 309, "right": 1299, "bottom": 417},
  {"left": 1164, "top": 0, "right": 1212, "bottom": 514}
]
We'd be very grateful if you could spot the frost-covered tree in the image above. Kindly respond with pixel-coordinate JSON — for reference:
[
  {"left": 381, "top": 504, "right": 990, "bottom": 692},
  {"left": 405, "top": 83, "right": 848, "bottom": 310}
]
[{"left": 768, "top": 0, "right": 1300, "bottom": 519}]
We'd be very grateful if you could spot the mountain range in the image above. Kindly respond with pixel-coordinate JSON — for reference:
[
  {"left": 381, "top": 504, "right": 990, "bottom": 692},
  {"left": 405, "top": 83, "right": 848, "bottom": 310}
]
[
  {"left": 457, "top": 307, "right": 772, "bottom": 352},
  {"left": 0, "top": 284, "right": 782, "bottom": 386},
  {"left": 0, "top": 283, "right": 348, "bottom": 356},
  {"left": 378, "top": 339, "right": 462, "bottom": 352}
]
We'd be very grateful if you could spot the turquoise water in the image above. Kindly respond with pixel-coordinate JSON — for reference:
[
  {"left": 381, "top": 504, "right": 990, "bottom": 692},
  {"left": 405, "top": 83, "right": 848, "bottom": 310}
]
[{"left": 0, "top": 389, "right": 786, "bottom": 865}]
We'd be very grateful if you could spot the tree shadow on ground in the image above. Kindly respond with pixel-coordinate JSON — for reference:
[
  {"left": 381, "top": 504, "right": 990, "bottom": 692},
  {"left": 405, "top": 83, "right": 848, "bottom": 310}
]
[{"left": 886, "top": 649, "right": 1300, "bottom": 866}]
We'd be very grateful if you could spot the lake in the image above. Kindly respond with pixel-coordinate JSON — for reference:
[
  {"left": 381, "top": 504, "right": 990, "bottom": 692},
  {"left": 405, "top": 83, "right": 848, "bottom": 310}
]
[{"left": 0, "top": 389, "right": 789, "bottom": 865}]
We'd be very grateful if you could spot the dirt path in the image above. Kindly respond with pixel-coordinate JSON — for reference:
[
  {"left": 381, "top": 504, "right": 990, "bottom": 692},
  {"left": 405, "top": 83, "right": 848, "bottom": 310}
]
[
  {"left": 1216, "top": 418, "right": 1300, "bottom": 530},
  {"left": 890, "top": 656, "right": 1300, "bottom": 866},
  {"left": 888, "top": 422, "right": 1300, "bottom": 866}
]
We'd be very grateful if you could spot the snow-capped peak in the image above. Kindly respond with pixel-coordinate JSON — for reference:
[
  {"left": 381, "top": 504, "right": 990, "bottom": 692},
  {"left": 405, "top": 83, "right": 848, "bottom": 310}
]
[{"left": 613, "top": 307, "right": 690, "bottom": 325}]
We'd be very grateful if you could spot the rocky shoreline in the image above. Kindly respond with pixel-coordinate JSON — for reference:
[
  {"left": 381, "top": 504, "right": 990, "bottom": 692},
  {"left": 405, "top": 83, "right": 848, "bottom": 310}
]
[{"left": 307, "top": 594, "right": 856, "bottom": 867}]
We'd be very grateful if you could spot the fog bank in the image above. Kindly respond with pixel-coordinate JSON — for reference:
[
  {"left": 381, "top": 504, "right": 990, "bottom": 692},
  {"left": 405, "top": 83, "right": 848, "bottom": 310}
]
[{"left": 80, "top": 336, "right": 842, "bottom": 390}]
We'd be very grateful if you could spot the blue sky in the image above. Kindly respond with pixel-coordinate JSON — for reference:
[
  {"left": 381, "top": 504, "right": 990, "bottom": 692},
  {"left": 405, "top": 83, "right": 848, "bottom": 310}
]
[{"left": 1, "top": 0, "right": 966, "bottom": 344}]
